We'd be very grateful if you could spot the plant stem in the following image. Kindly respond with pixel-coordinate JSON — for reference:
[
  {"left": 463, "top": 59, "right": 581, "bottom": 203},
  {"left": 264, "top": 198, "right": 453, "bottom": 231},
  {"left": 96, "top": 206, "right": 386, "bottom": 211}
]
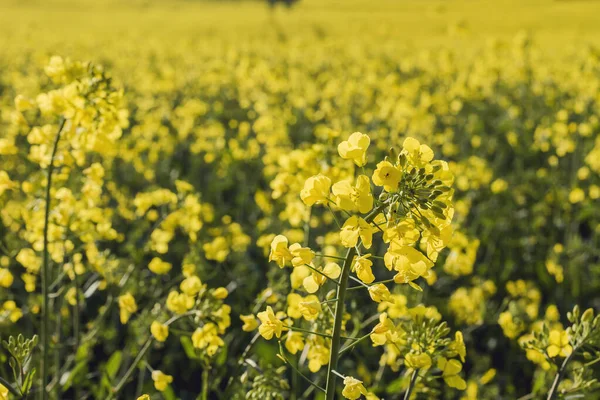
[
  {"left": 339, "top": 333, "right": 371, "bottom": 355},
  {"left": 110, "top": 338, "right": 152, "bottom": 398},
  {"left": 547, "top": 351, "right": 575, "bottom": 400},
  {"left": 201, "top": 366, "right": 209, "bottom": 400},
  {"left": 0, "top": 376, "right": 20, "bottom": 397},
  {"left": 324, "top": 202, "right": 387, "bottom": 400},
  {"left": 404, "top": 370, "right": 418, "bottom": 400},
  {"left": 41, "top": 118, "right": 66, "bottom": 400}
]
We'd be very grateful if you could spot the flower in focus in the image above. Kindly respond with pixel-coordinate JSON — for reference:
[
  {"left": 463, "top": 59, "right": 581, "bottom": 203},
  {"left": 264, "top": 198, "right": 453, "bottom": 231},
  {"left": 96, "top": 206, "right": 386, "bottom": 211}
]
[
  {"left": 402, "top": 137, "right": 434, "bottom": 166},
  {"left": 368, "top": 283, "right": 391, "bottom": 303},
  {"left": 300, "top": 174, "right": 331, "bottom": 206},
  {"left": 302, "top": 262, "right": 341, "bottom": 293},
  {"left": 437, "top": 357, "right": 467, "bottom": 390},
  {"left": 372, "top": 161, "right": 401, "bottom": 192},
  {"left": 547, "top": 329, "right": 572, "bottom": 358},
  {"left": 257, "top": 306, "right": 286, "bottom": 339},
  {"left": 332, "top": 175, "right": 373, "bottom": 214},
  {"left": 269, "top": 235, "right": 292, "bottom": 268},
  {"left": 338, "top": 132, "right": 370, "bottom": 167},
  {"left": 299, "top": 295, "right": 321, "bottom": 321},
  {"left": 353, "top": 254, "right": 375, "bottom": 284},
  {"left": 404, "top": 352, "right": 432, "bottom": 370},
  {"left": 289, "top": 243, "right": 315, "bottom": 267},
  {"left": 340, "top": 216, "right": 373, "bottom": 249},
  {"left": 341, "top": 376, "right": 368, "bottom": 400}
]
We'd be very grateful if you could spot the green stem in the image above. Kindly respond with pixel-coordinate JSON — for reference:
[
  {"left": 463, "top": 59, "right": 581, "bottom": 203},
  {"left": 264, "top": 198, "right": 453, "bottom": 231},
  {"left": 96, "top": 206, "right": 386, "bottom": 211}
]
[
  {"left": 41, "top": 118, "right": 65, "bottom": 400},
  {"left": 346, "top": 278, "right": 394, "bottom": 291},
  {"left": 0, "top": 376, "right": 20, "bottom": 397},
  {"left": 287, "top": 326, "right": 332, "bottom": 339},
  {"left": 278, "top": 343, "right": 325, "bottom": 393},
  {"left": 547, "top": 351, "right": 575, "bottom": 400},
  {"left": 201, "top": 366, "right": 209, "bottom": 400},
  {"left": 324, "top": 202, "right": 387, "bottom": 400},
  {"left": 404, "top": 370, "right": 419, "bottom": 400},
  {"left": 339, "top": 333, "right": 371, "bottom": 356},
  {"left": 110, "top": 338, "right": 152, "bottom": 398},
  {"left": 304, "top": 264, "right": 340, "bottom": 286}
]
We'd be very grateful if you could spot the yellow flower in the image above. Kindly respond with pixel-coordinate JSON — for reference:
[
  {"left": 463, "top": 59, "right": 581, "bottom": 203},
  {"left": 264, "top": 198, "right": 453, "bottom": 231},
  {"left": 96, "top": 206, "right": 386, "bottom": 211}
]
[
  {"left": 382, "top": 219, "right": 419, "bottom": 246},
  {"left": 16, "top": 249, "right": 41, "bottom": 274},
  {"left": 285, "top": 331, "right": 305, "bottom": 354},
  {"left": 14, "top": 94, "right": 35, "bottom": 111},
  {"left": 338, "top": 132, "right": 370, "bottom": 167},
  {"left": 289, "top": 243, "right": 315, "bottom": 267},
  {"left": 268, "top": 235, "right": 292, "bottom": 268},
  {"left": 0, "top": 268, "right": 14, "bottom": 288},
  {"left": 307, "top": 336, "right": 329, "bottom": 372},
  {"left": 448, "top": 331, "right": 466, "bottom": 362},
  {"left": 340, "top": 216, "right": 373, "bottom": 249},
  {"left": 166, "top": 291, "right": 195, "bottom": 314},
  {"left": 137, "top": 395, "right": 150, "bottom": 400},
  {"left": 180, "top": 276, "right": 202, "bottom": 296},
  {"left": 547, "top": 329, "right": 572, "bottom": 358},
  {"left": 0, "top": 171, "right": 16, "bottom": 197},
  {"left": 490, "top": 178, "right": 508, "bottom": 193},
  {"left": 191, "top": 323, "right": 225, "bottom": 356},
  {"left": 148, "top": 257, "right": 172, "bottom": 275},
  {"left": 385, "top": 244, "right": 433, "bottom": 287},
  {"left": 300, "top": 174, "right": 331, "bottom": 206},
  {"left": 341, "top": 376, "right": 368, "bottom": 400},
  {"left": 372, "top": 161, "right": 401, "bottom": 192},
  {"left": 118, "top": 292, "right": 137, "bottom": 324},
  {"left": 331, "top": 175, "right": 373, "bottom": 213},
  {"left": 299, "top": 295, "right": 321, "bottom": 321},
  {"left": 150, "top": 321, "right": 169, "bottom": 342},
  {"left": 568, "top": 188, "right": 585, "bottom": 204},
  {"left": 303, "top": 262, "right": 341, "bottom": 293},
  {"left": 354, "top": 254, "right": 375, "bottom": 284},
  {"left": 212, "top": 287, "right": 229, "bottom": 299},
  {"left": 286, "top": 293, "right": 304, "bottom": 319},
  {"left": 405, "top": 352, "right": 432, "bottom": 370},
  {"left": 402, "top": 137, "right": 434, "bottom": 166},
  {"left": 0, "top": 383, "right": 9, "bottom": 400},
  {"left": 151, "top": 370, "right": 173, "bottom": 392},
  {"left": 257, "top": 306, "right": 286, "bottom": 340},
  {"left": 371, "top": 313, "right": 400, "bottom": 346},
  {"left": 240, "top": 314, "right": 259, "bottom": 331},
  {"left": 438, "top": 357, "right": 467, "bottom": 390},
  {"left": 368, "top": 283, "right": 391, "bottom": 303}
]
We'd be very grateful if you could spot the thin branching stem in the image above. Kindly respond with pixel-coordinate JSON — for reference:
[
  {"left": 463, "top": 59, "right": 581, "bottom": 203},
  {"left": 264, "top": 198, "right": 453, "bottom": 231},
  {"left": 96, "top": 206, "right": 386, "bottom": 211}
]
[
  {"left": 324, "top": 202, "right": 388, "bottom": 400},
  {"left": 40, "top": 118, "right": 66, "bottom": 400}
]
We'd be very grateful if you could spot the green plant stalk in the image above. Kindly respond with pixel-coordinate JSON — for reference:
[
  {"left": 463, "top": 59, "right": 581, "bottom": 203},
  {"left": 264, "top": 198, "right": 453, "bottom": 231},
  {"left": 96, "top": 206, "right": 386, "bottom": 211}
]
[
  {"left": 404, "top": 370, "right": 418, "bottom": 400},
  {"left": 324, "top": 202, "right": 387, "bottom": 400},
  {"left": 201, "top": 366, "right": 209, "bottom": 400},
  {"left": 0, "top": 375, "right": 20, "bottom": 397},
  {"left": 110, "top": 338, "right": 152, "bottom": 398},
  {"left": 40, "top": 118, "right": 66, "bottom": 400},
  {"left": 547, "top": 351, "right": 575, "bottom": 400}
]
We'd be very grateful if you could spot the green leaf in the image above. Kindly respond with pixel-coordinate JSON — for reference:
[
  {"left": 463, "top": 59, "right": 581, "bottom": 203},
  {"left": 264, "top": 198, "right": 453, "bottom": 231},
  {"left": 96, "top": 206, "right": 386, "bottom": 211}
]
[
  {"left": 105, "top": 350, "right": 123, "bottom": 380},
  {"left": 21, "top": 368, "right": 36, "bottom": 394},
  {"left": 180, "top": 336, "right": 201, "bottom": 360}
]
